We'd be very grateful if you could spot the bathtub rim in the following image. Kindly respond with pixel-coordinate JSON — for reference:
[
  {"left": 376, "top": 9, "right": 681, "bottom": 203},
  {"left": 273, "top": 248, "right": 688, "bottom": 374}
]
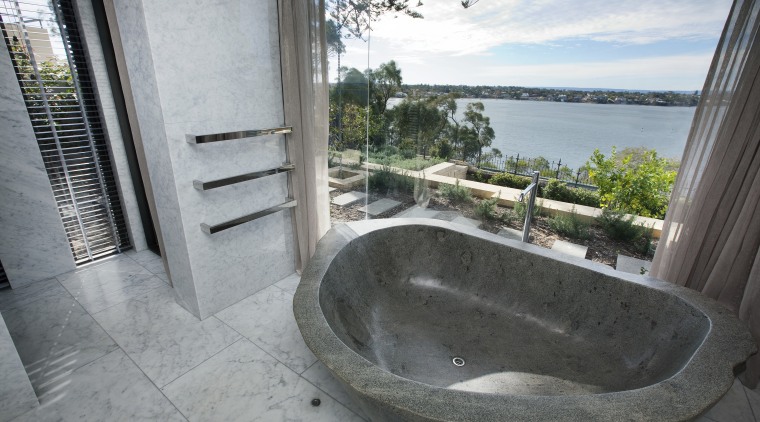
[{"left": 294, "top": 218, "right": 757, "bottom": 422}]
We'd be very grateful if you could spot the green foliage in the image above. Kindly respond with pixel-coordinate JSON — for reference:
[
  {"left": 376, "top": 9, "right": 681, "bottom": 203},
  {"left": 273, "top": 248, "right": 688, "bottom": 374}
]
[
  {"left": 475, "top": 197, "right": 499, "bottom": 221},
  {"left": 542, "top": 180, "right": 600, "bottom": 208},
  {"left": 548, "top": 208, "right": 590, "bottom": 240},
  {"left": 596, "top": 209, "right": 645, "bottom": 242},
  {"left": 586, "top": 147, "right": 677, "bottom": 218},
  {"left": 368, "top": 164, "right": 414, "bottom": 195},
  {"left": 513, "top": 198, "right": 542, "bottom": 221},
  {"left": 329, "top": 102, "right": 383, "bottom": 151},
  {"left": 438, "top": 179, "right": 472, "bottom": 204},
  {"left": 488, "top": 172, "right": 532, "bottom": 190}
]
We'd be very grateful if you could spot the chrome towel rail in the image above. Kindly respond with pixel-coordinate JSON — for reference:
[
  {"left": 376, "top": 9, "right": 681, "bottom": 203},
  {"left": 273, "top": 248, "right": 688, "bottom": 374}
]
[
  {"left": 200, "top": 199, "right": 297, "bottom": 234},
  {"left": 193, "top": 163, "right": 295, "bottom": 191},
  {"left": 186, "top": 126, "right": 292, "bottom": 144}
]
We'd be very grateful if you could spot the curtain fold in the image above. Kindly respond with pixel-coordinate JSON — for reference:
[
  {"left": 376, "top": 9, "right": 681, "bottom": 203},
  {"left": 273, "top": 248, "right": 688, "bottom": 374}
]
[
  {"left": 651, "top": 0, "right": 760, "bottom": 386},
  {"left": 278, "top": 0, "right": 331, "bottom": 270}
]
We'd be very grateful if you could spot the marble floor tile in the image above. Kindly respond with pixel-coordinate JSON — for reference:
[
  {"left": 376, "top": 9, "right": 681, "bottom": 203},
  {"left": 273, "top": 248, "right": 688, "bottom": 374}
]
[
  {"left": 274, "top": 272, "right": 300, "bottom": 295},
  {"left": 57, "top": 255, "right": 152, "bottom": 285},
  {"left": 15, "top": 349, "right": 186, "bottom": 421},
  {"left": 60, "top": 269, "right": 166, "bottom": 314},
  {"left": 302, "top": 361, "right": 367, "bottom": 419},
  {"left": 215, "top": 284, "right": 317, "bottom": 374},
  {"left": 704, "top": 378, "right": 756, "bottom": 422},
  {"left": 141, "top": 258, "right": 167, "bottom": 275},
  {"left": 162, "top": 339, "right": 362, "bottom": 422},
  {"left": 124, "top": 248, "right": 163, "bottom": 266},
  {"left": 2, "top": 294, "right": 118, "bottom": 394},
  {"left": 93, "top": 285, "right": 241, "bottom": 387},
  {"left": 0, "top": 278, "right": 69, "bottom": 312},
  {"left": 744, "top": 383, "right": 760, "bottom": 420}
]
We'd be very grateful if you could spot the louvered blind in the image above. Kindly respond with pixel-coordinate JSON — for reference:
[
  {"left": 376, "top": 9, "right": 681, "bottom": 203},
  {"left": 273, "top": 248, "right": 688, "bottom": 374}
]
[{"left": 1, "top": 0, "right": 130, "bottom": 265}]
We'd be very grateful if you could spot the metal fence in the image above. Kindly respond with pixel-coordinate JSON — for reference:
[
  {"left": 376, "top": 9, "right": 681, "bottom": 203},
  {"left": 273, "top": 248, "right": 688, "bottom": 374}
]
[{"left": 474, "top": 154, "right": 593, "bottom": 186}]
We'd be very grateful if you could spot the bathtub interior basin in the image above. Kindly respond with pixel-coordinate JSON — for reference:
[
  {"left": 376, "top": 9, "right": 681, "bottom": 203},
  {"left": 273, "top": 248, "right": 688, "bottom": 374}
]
[{"left": 295, "top": 219, "right": 756, "bottom": 421}]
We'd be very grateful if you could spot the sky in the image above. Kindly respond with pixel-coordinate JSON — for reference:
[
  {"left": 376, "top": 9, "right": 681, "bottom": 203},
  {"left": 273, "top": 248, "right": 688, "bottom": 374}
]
[{"left": 332, "top": 0, "right": 733, "bottom": 91}]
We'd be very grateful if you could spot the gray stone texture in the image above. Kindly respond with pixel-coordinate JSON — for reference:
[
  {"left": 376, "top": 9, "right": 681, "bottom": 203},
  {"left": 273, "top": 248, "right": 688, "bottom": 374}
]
[{"left": 294, "top": 219, "right": 756, "bottom": 422}]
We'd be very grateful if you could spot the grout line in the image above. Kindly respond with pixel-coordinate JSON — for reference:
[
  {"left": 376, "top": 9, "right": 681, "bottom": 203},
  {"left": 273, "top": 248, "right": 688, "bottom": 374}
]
[
  {"left": 741, "top": 382, "right": 758, "bottom": 422},
  {"left": 299, "top": 372, "right": 368, "bottom": 421},
  {"left": 157, "top": 327, "right": 244, "bottom": 389},
  {"left": 87, "top": 298, "right": 190, "bottom": 421}
]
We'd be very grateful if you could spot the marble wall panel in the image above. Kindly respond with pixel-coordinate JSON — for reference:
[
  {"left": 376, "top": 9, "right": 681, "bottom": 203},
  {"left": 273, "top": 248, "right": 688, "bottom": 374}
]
[
  {"left": 110, "top": 0, "right": 294, "bottom": 318},
  {"left": 0, "top": 51, "right": 76, "bottom": 287},
  {"left": 108, "top": 0, "right": 200, "bottom": 315}
]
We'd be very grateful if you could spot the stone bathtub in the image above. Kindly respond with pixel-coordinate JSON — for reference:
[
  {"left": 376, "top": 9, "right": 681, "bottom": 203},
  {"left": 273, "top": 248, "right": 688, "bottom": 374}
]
[{"left": 293, "top": 219, "right": 756, "bottom": 421}]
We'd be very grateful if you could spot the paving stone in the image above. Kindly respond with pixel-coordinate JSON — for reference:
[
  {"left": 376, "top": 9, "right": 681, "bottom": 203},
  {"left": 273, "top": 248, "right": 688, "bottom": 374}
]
[
  {"left": 497, "top": 227, "right": 523, "bottom": 241},
  {"left": 328, "top": 187, "right": 337, "bottom": 193},
  {"left": 393, "top": 206, "right": 441, "bottom": 219},
  {"left": 358, "top": 199, "right": 402, "bottom": 216},
  {"left": 616, "top": 254, "right": 652, "bottom": 276},
  {"left": 451, "top": 216, "right": 482, "bottom": 229},
  {"left": 432, "top": 211, "right": 463, "bottom": 222},
  {"left": 331, "top": 191, "right": 367, "bottom": 207},
  {"left": 552, "top": 240, "right": 588, "bottom": 259}
]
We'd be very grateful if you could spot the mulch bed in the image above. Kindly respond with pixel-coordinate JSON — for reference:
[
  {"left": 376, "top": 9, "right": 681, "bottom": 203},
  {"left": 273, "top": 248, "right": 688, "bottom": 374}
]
[{"left": 329, "top": 187, "right": 655, "bottom": 269}]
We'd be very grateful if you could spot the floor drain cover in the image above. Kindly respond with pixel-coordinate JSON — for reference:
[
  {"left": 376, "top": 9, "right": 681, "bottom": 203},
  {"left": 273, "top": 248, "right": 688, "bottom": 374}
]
[{"left": 452, "top": 357, "right": 465, "bottom": 367}]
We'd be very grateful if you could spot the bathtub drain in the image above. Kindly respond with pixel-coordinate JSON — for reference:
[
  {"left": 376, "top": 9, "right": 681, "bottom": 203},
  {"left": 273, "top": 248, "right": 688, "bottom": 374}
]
[{"left": 452, "top": 357, "right": 465, "bottom": 367}]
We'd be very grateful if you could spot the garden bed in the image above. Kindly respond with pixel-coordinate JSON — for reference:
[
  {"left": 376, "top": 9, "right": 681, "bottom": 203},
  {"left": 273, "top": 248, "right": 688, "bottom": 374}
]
[{"left": 329, "top": 186, "right": 655, "bottom": 269}]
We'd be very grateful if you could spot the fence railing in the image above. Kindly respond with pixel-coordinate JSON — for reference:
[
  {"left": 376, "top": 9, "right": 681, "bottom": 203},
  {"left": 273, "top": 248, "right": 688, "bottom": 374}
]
[{"left": 474, "top": 154, "right": 593, "bottom": 186}]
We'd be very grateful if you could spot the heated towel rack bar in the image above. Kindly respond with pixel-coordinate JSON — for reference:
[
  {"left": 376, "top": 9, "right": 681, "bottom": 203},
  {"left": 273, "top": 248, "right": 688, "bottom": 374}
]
[
  {"left": 200, "top": 199, "right": 297, "bottom": 234},
  {"left": 186, "top": 126, "right": 293, "bottom": 144},
  {"left": 193, "top": 163, "right": 295, "bottom": 191}
]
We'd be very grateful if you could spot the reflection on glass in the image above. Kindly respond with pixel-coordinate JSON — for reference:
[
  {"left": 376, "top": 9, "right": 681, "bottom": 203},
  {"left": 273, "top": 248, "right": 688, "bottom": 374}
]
[{"left": 325, "top": 0, "right": 730, "bottom": 269}]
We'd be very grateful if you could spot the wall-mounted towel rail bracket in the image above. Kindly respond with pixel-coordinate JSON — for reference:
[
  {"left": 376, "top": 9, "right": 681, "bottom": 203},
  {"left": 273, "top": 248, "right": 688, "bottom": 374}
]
[
  {"left": 187, "top": 126, "right": 292, "bottom": 144},
  {"left": 200, "top": 199, "right": 297, "bottom": 235},
  {"left": 193, "top": 163, "right": 295, "bottom": 191}
]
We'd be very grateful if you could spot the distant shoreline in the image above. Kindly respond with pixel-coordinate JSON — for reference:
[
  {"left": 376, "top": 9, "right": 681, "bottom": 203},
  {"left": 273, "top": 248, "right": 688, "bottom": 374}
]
[{"left": 395, "top": 84, "right": 701, "bottom": 107}]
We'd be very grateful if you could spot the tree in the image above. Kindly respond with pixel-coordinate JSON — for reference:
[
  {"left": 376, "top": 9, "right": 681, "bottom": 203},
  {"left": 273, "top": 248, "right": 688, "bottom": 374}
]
[
  {"left": 371, "top": 60, "right": 402, "bottom": 114},
  {"left": 326, "top": 20, "right": 346, "bottom": 58},
  {"left": 463, "top": 102, "right": 494, "bottom": 165},
  {"left": 329, "top": 102, "right": 382, "bottom": 151},
  {"left": 436, "top": 93, "right": 463, "bottom": 156},
  {"left": 585, "top": 147, "right": 677, "bottom": 218}
]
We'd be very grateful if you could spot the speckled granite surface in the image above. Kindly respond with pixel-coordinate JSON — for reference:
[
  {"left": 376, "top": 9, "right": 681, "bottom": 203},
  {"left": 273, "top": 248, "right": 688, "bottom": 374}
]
[{"left": 294, "top": 219, "right": 757, "bottom": 422}]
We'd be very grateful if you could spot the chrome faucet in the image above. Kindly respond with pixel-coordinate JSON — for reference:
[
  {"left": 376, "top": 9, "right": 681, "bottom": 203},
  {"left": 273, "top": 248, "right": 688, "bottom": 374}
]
[{"left": 518, "top": 171, "right": 540, "bottom": 242}]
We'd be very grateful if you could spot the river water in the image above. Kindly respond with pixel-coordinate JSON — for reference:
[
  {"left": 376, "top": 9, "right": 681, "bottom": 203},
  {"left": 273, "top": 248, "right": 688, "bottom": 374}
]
[
  {"left": 469, "top": 99, "right": 695, "bottom": 169},
  {"left": 390, "top": 98, "right": 696, "bottom": 170}
]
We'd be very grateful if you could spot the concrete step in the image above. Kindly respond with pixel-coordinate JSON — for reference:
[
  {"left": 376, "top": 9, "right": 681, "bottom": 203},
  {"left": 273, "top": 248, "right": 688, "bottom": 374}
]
[
  {"left": 331, "top": 191, "right": 367, "bottom": 207},
  {"left": 451, "top": 216, "right": 482, "bottom": 229},
  {"left": 551, "top": 240, "right": 588, "bottom": 259},
  {"left": 497, "top": 227, "right": 523, "bottom": 241},
  {"left": 616, "top": 254, "right": 652, "bottom": 275},
  {"left": 358, "top": 199, "right": 401, "bottom": 217}
]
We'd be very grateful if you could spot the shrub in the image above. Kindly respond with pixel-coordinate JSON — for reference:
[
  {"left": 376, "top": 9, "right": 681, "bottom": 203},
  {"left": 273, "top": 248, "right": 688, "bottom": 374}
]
[
  {"left": 439, "top": 179, "right": 472, "bottom": 204},
  {"left": 548, "top": 208, "right": 590, "bottom": 240},
  {"left": 475, "top": 197, "right": 499, "bottom": 221},
  {"left": 489, "top": 172, "right": 532, "bottom": 190},
  {"left": 543, "top": 179, "right": 600, "bottom": 208},
  {"left": 368, "top": 164, "right": 414, "bottom": 195},
  {"left": 513, "top": 197, "right": 542, "bottom": 221},
  {"left": 586, "top": 147, "right": 677, "bottom": 218},
  {"left": 596, "top": 209, "right": 645, "bottom": 242}
]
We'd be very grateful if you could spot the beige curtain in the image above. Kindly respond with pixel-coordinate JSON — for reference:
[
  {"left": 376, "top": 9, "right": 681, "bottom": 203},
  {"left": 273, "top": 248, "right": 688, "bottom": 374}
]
[
  {"left": 278, "top": 0, "right": 331, "bottom": 270},
  {"left": 651, "top": 0, "right": 760, "bottom": 386}
]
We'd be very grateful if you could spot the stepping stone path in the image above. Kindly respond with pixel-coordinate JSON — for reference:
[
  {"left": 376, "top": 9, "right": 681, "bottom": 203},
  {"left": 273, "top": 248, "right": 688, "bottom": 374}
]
[
  {"left": 451, "top": 216, "right": 482, "bottom": 229},
  {"left": 328, "top": 187, "right": 337, "bottom": 193},
  {"left": 616, "top": 254, "right": 652, "bottom": 275},
  {"left": 392, "top": 206, "right": 441, "bottom": 219},
  {"left": 331, "top": 191, "right": 367, "bottom": 206},
  {"left": 551, "top": 240, "right": 588, "bottom": 259},
  {"left": 358, "top": 199, "right": 401, "bottom": 217},
  {"left": 497, "top": 227, "right": 523, "bottom": 241}
]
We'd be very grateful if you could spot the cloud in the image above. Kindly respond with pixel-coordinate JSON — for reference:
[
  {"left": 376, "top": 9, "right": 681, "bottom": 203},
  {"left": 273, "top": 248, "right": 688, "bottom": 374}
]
[{"left": 365, "top": 0, "right": 731, "bottom": 55}]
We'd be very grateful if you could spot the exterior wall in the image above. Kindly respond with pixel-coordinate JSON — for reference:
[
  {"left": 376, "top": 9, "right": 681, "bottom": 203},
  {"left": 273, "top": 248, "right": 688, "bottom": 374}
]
[
  {"left": 107, "top": 0, "right": 295, "bottom": 318},
  {"left": 0, "top": 43, "right": 76, "bottom": 287}
]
